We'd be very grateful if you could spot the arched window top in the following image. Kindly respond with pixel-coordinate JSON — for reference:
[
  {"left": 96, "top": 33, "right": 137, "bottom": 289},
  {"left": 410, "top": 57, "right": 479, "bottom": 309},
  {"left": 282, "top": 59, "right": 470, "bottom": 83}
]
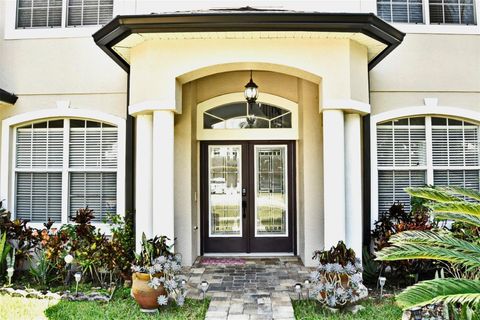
[
  {"left": 203, "top": 102, "right": 292, "bottom": 129},
  {"left": 378, "top": 116, "right": 478, "bottom": 127}
]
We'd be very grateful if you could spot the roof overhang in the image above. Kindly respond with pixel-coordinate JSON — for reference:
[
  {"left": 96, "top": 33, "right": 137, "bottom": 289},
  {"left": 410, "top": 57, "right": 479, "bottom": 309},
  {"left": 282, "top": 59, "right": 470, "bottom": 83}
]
[
  {"left": 93, "top": 11, "right": 405, "bottom": 73},
  {"left": 0, "top": 88, "right": 18, "bottom": 106}
]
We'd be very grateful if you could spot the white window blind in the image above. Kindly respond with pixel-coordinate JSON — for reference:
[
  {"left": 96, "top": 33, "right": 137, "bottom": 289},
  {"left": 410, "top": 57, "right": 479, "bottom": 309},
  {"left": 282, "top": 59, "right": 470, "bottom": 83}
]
[
  {"left": 378, "top": 170, "right": 426, "bottom": 213},
  {"left": 16, "top": 172, "right": 62, "bottom": 222},
  {"left": 377, "top": 116, "right": 480, "bottom": 216},
  {"left": 16, "top": 120, "right": 64, "bottom": 168},
  {"left": 17, "top": 0, "right": 63, "bottom": 28},
  {"left": 69, "top": 120, "right": 118, "bottom": 168},
  {"left": 377, "top": 117, "right": 427, "bottom": 214},
  {"left": 14, "top": 119, "right": 118, "bottom": 223},
  {"left": 432, "top": 117, "right": 480, "bottom": 193},
  {"left": 67, "top": 0, "right": 114, "bottom": 26},
  {"left": 69, "top": 172, "right": 117, "bottom": 222},
  {"left": 429, "top": 0, "right": 476, "bottom": 25},
  {"left": 377, "top": 0, "right": 424, "bottom": 23}
]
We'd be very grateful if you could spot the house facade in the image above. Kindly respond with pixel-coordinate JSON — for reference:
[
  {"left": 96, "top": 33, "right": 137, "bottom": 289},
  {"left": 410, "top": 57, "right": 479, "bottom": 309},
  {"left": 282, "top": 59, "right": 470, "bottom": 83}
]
[{"left": 0, "top": 0, "right": 479, "bottom": 266}]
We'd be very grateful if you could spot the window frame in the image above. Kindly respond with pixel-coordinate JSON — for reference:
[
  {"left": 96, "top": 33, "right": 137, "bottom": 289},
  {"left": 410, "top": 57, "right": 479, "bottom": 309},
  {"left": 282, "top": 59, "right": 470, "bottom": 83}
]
[
  {"left": 1, "top": 109, "right": 126, "bottom": 231},
  {"left": 5, "top": 0, "right": 121, "bottom": 39},
  {"left": 375, "top": 0, "right": 480, "bottom": 34},
  {"left": 370, "top": 105, "right": 480, "bottom": 229},
  {"left": 197, "top": 92, "right": 299, "bottom": 141}
]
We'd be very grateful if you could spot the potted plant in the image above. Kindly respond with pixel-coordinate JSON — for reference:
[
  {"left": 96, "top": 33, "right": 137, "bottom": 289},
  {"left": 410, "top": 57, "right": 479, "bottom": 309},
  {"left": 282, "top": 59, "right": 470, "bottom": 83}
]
[
  {"left": 310, "top": 241, "right": 368, "bottom": 311},
  {"left": 131, "top": 233, "right": 184, "bottom": 312}
]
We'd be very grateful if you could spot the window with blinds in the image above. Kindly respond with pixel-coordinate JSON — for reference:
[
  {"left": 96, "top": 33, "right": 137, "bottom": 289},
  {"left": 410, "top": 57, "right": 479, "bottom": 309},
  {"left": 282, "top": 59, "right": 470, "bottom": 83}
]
[
  {"left": 16, "top": 0, "right": 113, "bottom": 29},
  {"left": 67, "top": 0, "right": 113, "bottom": 27},
  {"left": 376, "top": 116, "right": 480, "bottom": 216},
  {"left": 377, "top": 117, "right": 427, "bottom": 214},
  {"left": 429, "top": 0, "right": 476, "bottom": 25},
  {"left": 432, "top": 117, "right": 480, "bottom": 194},
  {"left": 68, "top": 120, "right": 117, "bottom": 222},
  {"left": 14, "top": 119, "right": 118, "bottom": 223},
  {"left": 377, "top": 0, "right": 424, "bottom": 23},
  {"left": 17, "top": 0, "right": 63, "bottom": 28}
]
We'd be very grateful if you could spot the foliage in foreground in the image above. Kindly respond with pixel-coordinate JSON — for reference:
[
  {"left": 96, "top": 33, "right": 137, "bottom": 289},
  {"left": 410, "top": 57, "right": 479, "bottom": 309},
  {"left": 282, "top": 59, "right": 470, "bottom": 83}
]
[
  {"left": 0, "top": 288, "right": 209, "bottom": 320},
  {"left": 376, "top": 186, "right": 480, "bottom": 314},
  {"left": 292, "top": 297, "right": 402, "bottom": 320}
]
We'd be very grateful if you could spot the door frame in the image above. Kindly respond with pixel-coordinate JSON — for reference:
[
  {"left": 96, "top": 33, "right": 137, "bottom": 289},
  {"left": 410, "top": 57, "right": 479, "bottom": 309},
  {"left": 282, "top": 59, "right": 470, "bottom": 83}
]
[{"left": 200, "top": 140, "right": 296, "bottom": 254}]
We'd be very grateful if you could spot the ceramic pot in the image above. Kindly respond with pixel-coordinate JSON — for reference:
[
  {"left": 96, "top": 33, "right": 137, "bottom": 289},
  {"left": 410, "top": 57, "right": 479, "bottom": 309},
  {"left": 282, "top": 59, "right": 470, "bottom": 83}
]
[{"left": 132, "top": 273, "right": 167, "bottom": 312}]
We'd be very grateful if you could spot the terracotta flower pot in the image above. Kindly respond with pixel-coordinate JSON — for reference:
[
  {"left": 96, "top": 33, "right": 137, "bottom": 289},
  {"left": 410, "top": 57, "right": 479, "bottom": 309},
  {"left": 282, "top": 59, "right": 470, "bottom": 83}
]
[{"left": 132, "top": 272, "right": 167, "bottom": 313}]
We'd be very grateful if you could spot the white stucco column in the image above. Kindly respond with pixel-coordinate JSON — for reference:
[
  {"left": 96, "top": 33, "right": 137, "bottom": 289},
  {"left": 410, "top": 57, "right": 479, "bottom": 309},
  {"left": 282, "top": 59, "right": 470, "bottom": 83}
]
[
  {"left": 135, "top": 114, "right": 153, "bottom": 252},
  {"left": 152, "top": 110, "right": 175, "bottom": 242},
  {"left": 323, "top": 109, "right": 346, "bottom": 248},
  {"left": 345, "top": 113, "right": 363, "bottom": 257}
]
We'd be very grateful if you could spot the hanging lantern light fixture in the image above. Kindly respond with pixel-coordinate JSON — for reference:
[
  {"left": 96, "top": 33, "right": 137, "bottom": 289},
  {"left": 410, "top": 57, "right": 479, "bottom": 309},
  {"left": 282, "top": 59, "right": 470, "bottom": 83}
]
[{"left": 244, "top": 70, "right": 259, "bottom": 103}]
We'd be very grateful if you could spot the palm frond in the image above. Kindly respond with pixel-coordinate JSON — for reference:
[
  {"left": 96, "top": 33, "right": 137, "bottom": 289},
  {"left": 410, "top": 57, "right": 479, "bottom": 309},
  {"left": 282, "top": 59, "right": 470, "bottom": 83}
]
[
  {"left": 406, "top": 187, "right": 461, "bottom": 203},
  {"left": 433, "top": 212, "right": 480, "bottom": 228},
  {"left": 376, "top": 244, "right": 480, "bottom": 268},
  {"left": 388, "top": 230, "right": 480, "bottom": 256},
  {"left": 396, "top": 278, "right": 480, "bottom": 310},
  {"left": 427, "top": 202, "right": 480, "bottom": 218},
  {"left": 442, "top": 186, "right": 480, "bottom": 202}
]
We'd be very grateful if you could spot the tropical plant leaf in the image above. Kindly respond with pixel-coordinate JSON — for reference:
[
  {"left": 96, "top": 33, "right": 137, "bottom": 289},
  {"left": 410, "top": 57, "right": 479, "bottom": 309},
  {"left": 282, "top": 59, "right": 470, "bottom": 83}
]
[
  {"left": 388, "top": 230, "right": 480, "bottom": 256},
  {"left": 427, "top": 202, "right": 480, "bottom": 218},
  {"left": 406, "top": 187, "right": 461, "bottom": 203},
  {"left": 396, "top": 278, "right": 480, "bottom": 310},
  {"left": 376, "top": 243, "right": 480, "bottom": 268},
  {"left": 442, "top": 186, "right": 480, "bottom": 202},
  {"left": 433, "top": 212, "right": 480, "bottom": 228}
]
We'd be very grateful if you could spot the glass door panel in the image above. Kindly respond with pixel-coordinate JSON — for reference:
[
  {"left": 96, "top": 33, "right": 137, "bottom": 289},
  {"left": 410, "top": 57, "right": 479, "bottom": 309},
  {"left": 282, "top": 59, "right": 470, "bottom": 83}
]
[
  {"left": 208, "top": 145, "right": 242, "bottom": 237},
  {"left": 254, "top": 145, "right": 288, "bottom": 237}
]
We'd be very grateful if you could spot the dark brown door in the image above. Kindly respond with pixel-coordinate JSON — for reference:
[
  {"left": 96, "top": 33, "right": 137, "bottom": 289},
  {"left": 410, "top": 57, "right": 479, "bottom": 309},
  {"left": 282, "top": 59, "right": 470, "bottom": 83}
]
[{"left": 201, "top": 141, "right": 295, "bottom": 253}]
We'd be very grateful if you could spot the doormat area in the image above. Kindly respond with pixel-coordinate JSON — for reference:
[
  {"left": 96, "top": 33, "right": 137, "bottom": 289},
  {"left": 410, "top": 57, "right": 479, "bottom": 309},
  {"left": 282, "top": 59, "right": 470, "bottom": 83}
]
[{"left": 200, "top": 257, "right": 246, "bottom": 265}]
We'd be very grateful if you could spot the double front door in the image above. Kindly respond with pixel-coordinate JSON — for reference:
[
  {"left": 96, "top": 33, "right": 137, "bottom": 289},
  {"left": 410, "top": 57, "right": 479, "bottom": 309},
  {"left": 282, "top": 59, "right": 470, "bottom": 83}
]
[{"left": 201, "top": 141, "right": 295, "bottom": 253}]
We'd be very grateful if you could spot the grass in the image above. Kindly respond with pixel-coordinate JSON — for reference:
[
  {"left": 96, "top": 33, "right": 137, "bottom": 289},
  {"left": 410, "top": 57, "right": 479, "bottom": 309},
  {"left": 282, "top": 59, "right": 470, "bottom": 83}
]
[
  {"left": 292, "top": 297, "right": 403, "bottom": 320},
  {"left": 0, "top": 288, "right": 209, "bottom": 320}
]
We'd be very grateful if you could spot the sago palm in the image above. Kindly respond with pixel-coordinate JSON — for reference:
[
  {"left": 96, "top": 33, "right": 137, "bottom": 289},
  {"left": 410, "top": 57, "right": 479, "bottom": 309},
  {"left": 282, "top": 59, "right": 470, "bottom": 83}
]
[{"left": 376, "top": 186, "right": 480, "bottom": 311}]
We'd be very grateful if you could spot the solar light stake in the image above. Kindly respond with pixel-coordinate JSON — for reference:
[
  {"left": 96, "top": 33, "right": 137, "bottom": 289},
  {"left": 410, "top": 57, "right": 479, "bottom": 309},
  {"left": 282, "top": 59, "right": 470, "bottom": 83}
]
[
  {"left": 379, "top": 276, "right": 386, "bottom": 297},
  {"left": 201, "top": 280, "right": 209, "bottom": 300},
  {"left": 6, "top": 267, "right": 14, "bottom": 286},
  {"left": 74, "top": 272, "right": 82, "bottom": 296},
  {"left": 294, "top": 283, "right": 303, "bottom": 300},
  {"left": 304, "top": 279, "right": 310, "bottom": 299}
]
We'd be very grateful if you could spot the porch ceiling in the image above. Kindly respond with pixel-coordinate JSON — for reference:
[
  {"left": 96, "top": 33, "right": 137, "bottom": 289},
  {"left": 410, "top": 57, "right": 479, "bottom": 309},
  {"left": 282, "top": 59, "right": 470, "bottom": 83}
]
[
  {"left": 0, "top": 88, "right": 18, "bottom": 106},
  {"left": 93, "top": 10, "right": 405, "bottom": 73}
]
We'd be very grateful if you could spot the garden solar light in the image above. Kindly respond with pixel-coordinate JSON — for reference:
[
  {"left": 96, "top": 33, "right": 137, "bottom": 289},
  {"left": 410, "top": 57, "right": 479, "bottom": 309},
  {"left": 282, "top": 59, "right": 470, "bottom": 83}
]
[
  {"left": 7, "top": 267, "right": 14, "bottom": 286},
  {"left": 201, "top": 280, "right": 209, "bottom": 300},
  {"left": 294, "top": 283, "right": 303, "bottom": 300},
  {"left": 64, "top": 254, "right": 74, "bottom": 264},
  {"left": 304, "top": 279, "right": 310, "bottom": 299},
  {"left": 74, "top": 272, "right": 82, "bottom": 296},
  {"left": 379, "top": 276, "right": 386, "bottom": 297}
]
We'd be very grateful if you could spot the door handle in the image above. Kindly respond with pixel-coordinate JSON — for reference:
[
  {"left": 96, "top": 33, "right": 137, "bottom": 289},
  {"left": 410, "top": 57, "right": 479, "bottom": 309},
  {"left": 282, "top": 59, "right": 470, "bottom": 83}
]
[{"left": 242, "top": 200, "right": 247, "bottom": 219}]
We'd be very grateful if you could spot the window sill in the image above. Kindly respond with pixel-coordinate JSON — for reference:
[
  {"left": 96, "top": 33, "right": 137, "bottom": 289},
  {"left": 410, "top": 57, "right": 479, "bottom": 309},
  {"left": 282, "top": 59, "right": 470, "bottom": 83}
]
[
  {"left": 4, "top": 25, "right": 104, "bottom": 40},
  {"left": 390, "top": 23, "right": 480, "bottom": 35}
]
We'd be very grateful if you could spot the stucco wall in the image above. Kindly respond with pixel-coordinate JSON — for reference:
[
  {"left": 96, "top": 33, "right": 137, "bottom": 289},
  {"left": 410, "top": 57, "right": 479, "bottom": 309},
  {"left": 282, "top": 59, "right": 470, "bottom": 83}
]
[
  {"left": 370, "top": 33, "right": 480, "bottom": 116},
  {"left": 0, "top": 0, "right": 128, "bottom": 121}
]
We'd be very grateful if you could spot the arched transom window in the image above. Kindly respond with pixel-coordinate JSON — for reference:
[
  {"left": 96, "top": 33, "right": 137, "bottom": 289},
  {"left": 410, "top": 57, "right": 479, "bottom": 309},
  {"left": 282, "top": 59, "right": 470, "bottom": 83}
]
[
  {"left": 203, "top": 102, "right": 292, "bottom": 129},
  {"left": 14, "top": 119, "right": 118, "bottom": 223},
  {"left": 376, "top": 116, "right": 480, "bottom": 215}
]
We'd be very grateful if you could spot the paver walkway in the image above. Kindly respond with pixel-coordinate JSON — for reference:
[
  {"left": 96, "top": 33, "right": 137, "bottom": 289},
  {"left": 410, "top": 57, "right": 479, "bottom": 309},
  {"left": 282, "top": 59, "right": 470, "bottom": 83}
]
[{"left": 184, "top": 257, "right": 313, "bottom": 320}]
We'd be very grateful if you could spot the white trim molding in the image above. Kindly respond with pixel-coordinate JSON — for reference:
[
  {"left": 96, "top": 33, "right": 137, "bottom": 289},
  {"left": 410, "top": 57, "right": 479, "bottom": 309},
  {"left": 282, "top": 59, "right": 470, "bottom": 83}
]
[
  {"left": 322, "top": 99, "right": 371, "bottom": 115},
  {"left": 370, "top": 105, "right": 480, "bottom": 228},
  {"left": 1, "top": 108, "right": 127, "bottom": 227},
  {"left": 197, "top": 92, "right": 299, "bottom": 141}
]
